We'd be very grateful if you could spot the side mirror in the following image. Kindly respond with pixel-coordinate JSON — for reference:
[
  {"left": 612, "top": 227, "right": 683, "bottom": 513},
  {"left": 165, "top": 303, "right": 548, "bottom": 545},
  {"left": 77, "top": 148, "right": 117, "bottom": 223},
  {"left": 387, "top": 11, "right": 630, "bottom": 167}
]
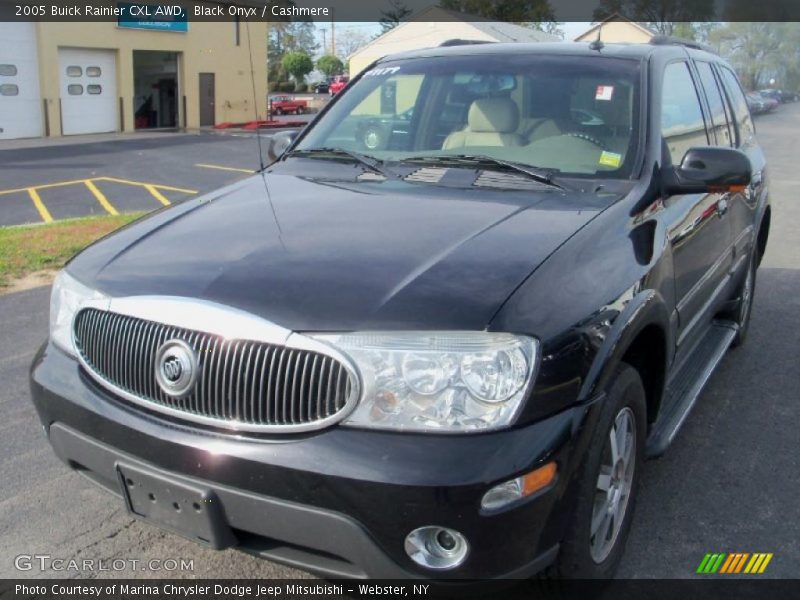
[
  {"left": 663, "top": 146, "right": 752, "bottom": 195},
  {"left": 267, "top": 129, "right": 301, "bottom": 163}
]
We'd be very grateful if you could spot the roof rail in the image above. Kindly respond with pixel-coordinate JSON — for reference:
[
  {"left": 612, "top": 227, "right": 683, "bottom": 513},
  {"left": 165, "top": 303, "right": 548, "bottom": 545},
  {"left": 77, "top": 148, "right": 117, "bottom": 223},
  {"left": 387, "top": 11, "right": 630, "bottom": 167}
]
[
  {"left": 649, "top": 35, "right": 716, "bottom": 54},
  {"left": 438, "top": 39, "right": 495, "bottom": 47}
]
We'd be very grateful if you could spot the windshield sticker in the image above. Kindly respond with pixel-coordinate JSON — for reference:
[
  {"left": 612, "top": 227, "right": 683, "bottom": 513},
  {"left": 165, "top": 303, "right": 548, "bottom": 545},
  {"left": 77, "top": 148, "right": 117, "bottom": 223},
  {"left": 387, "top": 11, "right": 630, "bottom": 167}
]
[
  {"left": 596, "top": 85, "right": 614, "bottom": 101},
  {"left": 363, "top": 66, "right": 401, "bottom": 78},
  {"left": 599, "top": 151, "right": 622, "bottom": 168}
]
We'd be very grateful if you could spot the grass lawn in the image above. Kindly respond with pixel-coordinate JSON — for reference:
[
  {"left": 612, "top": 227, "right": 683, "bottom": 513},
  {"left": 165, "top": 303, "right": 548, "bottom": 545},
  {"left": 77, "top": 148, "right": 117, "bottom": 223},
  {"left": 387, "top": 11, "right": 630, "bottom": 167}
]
[{"left": 0, "top": 213, "right": 145, "bottom": 290}]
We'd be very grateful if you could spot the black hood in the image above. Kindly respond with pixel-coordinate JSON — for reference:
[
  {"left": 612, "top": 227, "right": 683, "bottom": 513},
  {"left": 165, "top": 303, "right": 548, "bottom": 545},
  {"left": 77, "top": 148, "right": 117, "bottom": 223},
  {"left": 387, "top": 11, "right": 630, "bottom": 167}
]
[{"left": 69, "top": 168, "right": 610, "bottom": 331}]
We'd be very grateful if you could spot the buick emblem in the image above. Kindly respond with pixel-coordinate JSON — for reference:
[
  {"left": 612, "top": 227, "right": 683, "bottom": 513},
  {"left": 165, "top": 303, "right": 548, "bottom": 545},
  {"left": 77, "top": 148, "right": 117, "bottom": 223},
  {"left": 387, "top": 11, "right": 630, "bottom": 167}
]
[{"left": 154, "top": 339, "right": 198, "bottom": 397}]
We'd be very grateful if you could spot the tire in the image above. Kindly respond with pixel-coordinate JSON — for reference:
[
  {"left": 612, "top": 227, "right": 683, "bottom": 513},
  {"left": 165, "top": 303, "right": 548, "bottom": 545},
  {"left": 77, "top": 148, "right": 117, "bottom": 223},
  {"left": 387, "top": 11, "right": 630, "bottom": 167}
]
[
  {"left": 554, "top": 363, "right": 646, "bottom": 579},
  {"left": 731, "top": 249, "right": 757, "bottom": 348}
]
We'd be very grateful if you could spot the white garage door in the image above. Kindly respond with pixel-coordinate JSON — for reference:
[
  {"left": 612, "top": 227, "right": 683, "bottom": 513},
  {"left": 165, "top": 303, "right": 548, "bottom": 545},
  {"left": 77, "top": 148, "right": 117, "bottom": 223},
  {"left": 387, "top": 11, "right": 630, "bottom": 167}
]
[
  {"left": 0, "top": 22, "right": 43, "bottom": 140},
  {"left": 59, "top": 48, "right": 117, "bottom": 135}
]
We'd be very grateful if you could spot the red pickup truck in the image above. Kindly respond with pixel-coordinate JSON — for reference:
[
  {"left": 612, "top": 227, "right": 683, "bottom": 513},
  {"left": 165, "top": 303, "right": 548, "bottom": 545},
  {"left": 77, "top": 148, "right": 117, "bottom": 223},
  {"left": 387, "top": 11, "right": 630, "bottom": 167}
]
[
  {"left": 269, "top": 95, "right": 307, "bottom": 115},
  {"left": 329, "top": 75, "right": 349, "bottom": 96}
]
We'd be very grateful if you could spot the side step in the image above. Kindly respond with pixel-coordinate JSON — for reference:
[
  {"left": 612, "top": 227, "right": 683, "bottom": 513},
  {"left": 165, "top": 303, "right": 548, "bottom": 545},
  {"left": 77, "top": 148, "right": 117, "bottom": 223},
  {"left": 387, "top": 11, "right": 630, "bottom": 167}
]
[{"left": 646, "top": 320, "right": 738, "bottom": 458}]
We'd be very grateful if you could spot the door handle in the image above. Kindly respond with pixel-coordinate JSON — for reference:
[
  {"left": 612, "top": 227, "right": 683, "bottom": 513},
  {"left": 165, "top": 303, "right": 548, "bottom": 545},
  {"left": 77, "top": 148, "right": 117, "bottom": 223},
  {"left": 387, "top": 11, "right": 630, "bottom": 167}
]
[{"left": 716, "top": 197, "right": 729, "bottom": 217}]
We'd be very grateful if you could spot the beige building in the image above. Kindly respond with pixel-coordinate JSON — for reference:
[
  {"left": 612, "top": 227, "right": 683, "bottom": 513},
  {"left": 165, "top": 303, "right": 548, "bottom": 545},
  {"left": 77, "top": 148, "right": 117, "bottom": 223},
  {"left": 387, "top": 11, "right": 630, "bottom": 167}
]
[
  {"left": 574, "top": 16, "right": 655, "bottom": 44},
  {"left": 348, "top": 6, "right": 557, "bottom": 77},
  {"left": 0, "top": 11, "right": 267, "bottom": 140}
]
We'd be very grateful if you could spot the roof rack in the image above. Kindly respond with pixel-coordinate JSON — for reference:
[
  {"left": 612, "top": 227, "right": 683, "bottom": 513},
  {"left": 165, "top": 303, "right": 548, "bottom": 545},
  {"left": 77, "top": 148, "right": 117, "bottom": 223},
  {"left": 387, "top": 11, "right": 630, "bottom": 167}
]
[
  {"left": 649, "top": 35, "right": 716, "bottom": 54},
  {"left": 438, "top": 39, "right": 495, "bottom": 47}
]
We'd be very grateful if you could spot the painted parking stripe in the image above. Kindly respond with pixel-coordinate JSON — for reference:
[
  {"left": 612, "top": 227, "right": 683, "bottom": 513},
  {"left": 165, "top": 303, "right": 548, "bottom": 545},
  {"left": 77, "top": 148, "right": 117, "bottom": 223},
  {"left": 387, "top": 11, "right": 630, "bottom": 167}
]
[
  {"left": 99, "top": 177, "right": 197, "bottom": 194},
  {"left": 85, "top": 180, "right": 119, "bottom": 216},
  {"left": 195, "top": 163, "right": 256, "bottom": 174},
  {"left": 0, "top": 178, "right": 90, "bottom": 196},
  {"left": 144, "top": 184, "right": 171, "bottom": 207},
  {"left": 27, "top": 188, "right": 53, "bottom": 223}
]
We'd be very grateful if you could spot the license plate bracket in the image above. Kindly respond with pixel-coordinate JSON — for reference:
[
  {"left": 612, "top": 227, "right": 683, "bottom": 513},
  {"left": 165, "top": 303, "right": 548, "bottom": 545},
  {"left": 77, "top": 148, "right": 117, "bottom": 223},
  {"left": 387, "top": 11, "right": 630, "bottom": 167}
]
[{"left": 117, "top": 463, "right": 236, "bottom": 550}]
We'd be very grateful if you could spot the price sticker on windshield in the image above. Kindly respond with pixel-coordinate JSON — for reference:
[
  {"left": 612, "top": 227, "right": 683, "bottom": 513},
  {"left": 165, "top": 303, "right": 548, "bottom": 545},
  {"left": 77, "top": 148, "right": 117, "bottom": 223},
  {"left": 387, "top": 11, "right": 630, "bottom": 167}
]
[{"left": 596, "top": 85, "right": 614, "bottom": 101}]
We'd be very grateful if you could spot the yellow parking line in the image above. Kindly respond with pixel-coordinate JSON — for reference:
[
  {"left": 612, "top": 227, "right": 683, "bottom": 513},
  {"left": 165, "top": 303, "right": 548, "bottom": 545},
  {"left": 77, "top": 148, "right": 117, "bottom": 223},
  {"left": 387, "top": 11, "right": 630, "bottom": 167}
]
[
  {"left": 85, "top": 180, "right": 119, "bottom": 216},
  {"left": 98, "top": 176, "right": 198, "bottom": 194},
  {"left": 144, "top": 184, "right": 171, "bottom": 207},
  {"left": 27, "top": 188, "right": 53, "bottom": 223},
  {"left": 195, "top": 163, "right": 256, "bottom": 174},
  {"left": 0, "top": 178, "right": 90, "bottom": 196}
]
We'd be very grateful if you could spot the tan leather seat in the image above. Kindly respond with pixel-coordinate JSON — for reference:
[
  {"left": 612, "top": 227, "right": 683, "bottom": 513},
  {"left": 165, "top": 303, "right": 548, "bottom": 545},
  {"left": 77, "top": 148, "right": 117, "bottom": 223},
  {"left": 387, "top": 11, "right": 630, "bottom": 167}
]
[{"left": 443, "top": 97, "right": 524, "bottom": 150}]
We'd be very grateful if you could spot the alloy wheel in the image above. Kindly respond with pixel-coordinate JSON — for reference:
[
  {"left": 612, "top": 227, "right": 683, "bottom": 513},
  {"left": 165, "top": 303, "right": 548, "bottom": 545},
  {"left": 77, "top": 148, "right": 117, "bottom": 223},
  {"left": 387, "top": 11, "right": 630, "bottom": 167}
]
[{"left": 590, "top": 407, "right": 636, "bottom": 563}]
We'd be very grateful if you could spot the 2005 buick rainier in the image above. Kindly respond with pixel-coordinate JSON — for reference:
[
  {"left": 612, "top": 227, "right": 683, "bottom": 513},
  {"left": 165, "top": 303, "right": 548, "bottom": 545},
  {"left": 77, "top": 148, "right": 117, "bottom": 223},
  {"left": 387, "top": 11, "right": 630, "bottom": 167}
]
[{"left": 31, "top": 40, "right": 770, "bottom": 579}]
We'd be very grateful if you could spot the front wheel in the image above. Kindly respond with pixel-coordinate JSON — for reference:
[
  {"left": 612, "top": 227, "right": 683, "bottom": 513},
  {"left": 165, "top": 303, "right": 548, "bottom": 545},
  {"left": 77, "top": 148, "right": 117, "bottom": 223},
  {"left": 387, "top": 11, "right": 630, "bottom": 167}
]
[
  {"left": 731, "top": 250, "right": 757, "bottom": 347},
  {"left": 554, "top": 363, "right": 646, "bottom": 578}
]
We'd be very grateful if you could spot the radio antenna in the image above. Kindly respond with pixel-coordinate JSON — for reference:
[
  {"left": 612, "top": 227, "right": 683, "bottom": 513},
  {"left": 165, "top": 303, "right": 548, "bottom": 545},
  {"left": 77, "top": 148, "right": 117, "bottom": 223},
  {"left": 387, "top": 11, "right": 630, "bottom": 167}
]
[
  {"left": 246, "top": 19, "right": 266, "bottom": 171},
  {"left": 245, "top": 19, "right": 284, "bottom": 243}
]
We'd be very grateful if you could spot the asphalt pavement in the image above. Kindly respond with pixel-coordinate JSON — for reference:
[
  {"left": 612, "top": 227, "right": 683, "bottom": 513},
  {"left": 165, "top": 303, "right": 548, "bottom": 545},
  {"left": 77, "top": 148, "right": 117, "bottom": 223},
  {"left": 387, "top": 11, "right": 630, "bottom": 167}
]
[
  {"left": 0, "top": 130, "right": 276, "bottom": 226},
  {"left": 0, "top": 108, "right": 798, "bottom": 579}
]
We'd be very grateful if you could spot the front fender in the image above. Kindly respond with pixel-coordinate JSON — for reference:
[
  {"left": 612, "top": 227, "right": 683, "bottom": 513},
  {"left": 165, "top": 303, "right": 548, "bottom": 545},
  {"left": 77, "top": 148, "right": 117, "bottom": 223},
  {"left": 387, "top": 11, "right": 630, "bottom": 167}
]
[{"left": 578, "top": 288, "right": 671, "bottom": 406}]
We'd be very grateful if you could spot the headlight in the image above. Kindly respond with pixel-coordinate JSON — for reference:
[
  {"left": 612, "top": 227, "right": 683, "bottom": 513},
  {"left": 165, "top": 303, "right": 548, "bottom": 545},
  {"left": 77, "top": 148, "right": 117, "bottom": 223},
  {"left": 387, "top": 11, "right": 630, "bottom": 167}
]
[
  {"left": 311, "top": 332, "right": 538, "bottom": 432},
  {"left": 49, "top": 271, "right": 106, "bottom": 357}
]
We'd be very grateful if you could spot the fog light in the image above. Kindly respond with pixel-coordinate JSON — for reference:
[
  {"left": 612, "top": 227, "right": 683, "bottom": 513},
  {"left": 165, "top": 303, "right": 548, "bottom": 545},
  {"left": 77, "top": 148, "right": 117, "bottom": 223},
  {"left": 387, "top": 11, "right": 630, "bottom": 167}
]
[
  {"left": 404, "top": 526, "right": 468, "bottom": 570},
  {"left": 481, "top": 462, "right": 557, "bottom": 511}
]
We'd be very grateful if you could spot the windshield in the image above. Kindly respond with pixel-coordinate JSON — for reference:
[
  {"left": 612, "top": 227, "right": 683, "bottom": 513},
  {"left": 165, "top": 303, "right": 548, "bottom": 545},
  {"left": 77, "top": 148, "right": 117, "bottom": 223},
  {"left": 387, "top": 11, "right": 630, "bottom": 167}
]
[{"left": 297, "top": 52, "right": 642, "bottom": 178}]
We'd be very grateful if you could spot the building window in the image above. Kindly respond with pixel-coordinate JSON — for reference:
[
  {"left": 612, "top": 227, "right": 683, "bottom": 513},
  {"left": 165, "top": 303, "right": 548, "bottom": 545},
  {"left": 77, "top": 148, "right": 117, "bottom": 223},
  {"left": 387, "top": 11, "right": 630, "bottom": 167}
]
[
  {"left": 86, "top": 66, "right": 102, "bottom": 77},
  {"left": 0, "top": 83, "right": 19, "bottom": 96},
  {"left": 0, "top": 64, "right": 17, "bottom": 77},
  {"left": 68, "top": 84, "right": 84, "bottom": 95},
  {"left": 66, "top": 66, "right": 82, "bottom": 77},
  {"left": 87, "top": 84, "right": 102, "bottom": 95}
]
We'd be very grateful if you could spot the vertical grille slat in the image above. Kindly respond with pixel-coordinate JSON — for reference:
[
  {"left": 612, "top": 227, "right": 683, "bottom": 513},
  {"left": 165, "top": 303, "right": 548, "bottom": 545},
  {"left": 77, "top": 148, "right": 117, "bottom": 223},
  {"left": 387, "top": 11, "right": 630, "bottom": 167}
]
[{"left": 72, "top": 308, "right": 356, "bottom": 432}]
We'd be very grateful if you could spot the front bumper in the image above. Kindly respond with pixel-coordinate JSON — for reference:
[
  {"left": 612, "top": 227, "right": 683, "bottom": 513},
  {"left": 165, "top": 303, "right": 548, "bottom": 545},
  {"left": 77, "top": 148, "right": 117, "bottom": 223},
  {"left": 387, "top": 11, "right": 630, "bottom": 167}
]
[{"left": 30, "top": 342, "right": 593, "bottom": 579}]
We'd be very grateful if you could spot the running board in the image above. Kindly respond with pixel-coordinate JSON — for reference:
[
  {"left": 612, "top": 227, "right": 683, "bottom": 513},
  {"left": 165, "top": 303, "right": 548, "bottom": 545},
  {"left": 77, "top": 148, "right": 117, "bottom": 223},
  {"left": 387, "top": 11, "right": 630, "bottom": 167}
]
[{"left": 646, "top": 320, "right": 738, "bottom": 458}]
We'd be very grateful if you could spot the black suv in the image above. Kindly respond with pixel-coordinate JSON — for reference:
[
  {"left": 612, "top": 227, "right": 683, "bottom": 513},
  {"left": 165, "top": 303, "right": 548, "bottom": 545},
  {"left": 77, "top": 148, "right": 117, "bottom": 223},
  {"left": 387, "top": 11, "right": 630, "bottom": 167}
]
[{"left": 31, "top": 40, "right": 770, "bottom": 579}]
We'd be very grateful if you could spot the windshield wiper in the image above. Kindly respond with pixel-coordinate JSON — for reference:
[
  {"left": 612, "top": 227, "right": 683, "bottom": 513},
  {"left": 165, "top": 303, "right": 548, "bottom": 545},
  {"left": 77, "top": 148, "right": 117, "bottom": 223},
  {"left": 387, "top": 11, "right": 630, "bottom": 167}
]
[
  {"left": 285, "top": 147, "right": 394, "bottom": 178},
  {"left": 401, "top": 154, "right": 564, "bottom": 189}
]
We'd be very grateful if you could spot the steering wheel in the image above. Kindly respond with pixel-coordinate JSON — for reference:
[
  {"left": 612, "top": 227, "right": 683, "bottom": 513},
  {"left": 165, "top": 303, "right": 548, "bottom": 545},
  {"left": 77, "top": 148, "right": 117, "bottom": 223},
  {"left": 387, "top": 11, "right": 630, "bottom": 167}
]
[{"left": 564, "top": 132, "right": 607, "bottom": 150}]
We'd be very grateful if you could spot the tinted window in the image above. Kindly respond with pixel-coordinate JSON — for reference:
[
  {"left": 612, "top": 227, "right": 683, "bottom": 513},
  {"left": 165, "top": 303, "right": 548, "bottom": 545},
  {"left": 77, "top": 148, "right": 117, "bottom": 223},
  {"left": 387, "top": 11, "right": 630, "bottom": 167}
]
[
  {"left": 719, "top": 66, "right": 755, "bottom": 146},
  {"left": 661, "top": 62, "right": 708, "bottom": 165},
  {"left": 0, "top": 64, "right": 17, "bottom": 77},
  {"left": 696, "top": 62, "right": 732, "bottom": 147},
  {"left": 299, "top": 54, "right": 642, "bottom": 178}
]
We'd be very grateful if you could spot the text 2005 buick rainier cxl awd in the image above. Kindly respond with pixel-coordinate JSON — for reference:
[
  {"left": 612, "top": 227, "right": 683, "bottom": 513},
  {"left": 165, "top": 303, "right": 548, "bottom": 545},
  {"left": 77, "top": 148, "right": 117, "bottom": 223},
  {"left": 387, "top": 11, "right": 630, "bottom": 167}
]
[{"left": 31, "top": 40, "right": 770, "bottom": 579}]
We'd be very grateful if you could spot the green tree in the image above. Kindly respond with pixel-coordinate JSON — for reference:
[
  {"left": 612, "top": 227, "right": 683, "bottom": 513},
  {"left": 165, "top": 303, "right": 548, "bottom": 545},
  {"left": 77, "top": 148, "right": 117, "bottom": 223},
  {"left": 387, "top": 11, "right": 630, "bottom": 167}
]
[
  {"left": 379, "top": 0, "right": 413, "bottom": 33},
  {"left": 282, "top": 51, "right": 314, "bottom": 84},
  {"left": 710, "top": 23, "right": 798, "bottom": 90},
  {"left": 439, "top": 0, "right": 557, "bottom": 31},
  {"left": 592, "top": 0, "right": 715, "bottom": 36},
  {"left": 268, "top": 19, "right": 319, "bottom": 83},
  {"left": 316, "top": 54, "right": 345, "bottom": 78}
]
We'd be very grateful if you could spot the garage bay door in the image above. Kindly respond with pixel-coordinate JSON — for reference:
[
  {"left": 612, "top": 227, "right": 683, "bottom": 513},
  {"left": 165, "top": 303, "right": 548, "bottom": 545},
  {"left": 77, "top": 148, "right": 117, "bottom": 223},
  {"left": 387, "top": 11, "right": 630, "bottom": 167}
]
[
  {"left": 59, "top": 48, "right": 117, "bottom": 135},
  {"left": 0, "top": 22, "right": 43, "bottom": 140}
]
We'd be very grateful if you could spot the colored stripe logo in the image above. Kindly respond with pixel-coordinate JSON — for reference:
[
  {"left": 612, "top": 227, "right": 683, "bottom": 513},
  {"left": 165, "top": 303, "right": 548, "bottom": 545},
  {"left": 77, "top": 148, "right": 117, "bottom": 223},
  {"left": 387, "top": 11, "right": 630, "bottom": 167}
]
[{"left": 697, "top": 553, "right": 773, "bottom": 574}]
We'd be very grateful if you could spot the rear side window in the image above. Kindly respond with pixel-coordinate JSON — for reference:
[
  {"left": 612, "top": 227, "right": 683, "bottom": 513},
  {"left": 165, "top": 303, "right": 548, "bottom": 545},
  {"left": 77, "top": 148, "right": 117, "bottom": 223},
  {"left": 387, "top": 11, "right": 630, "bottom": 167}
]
[
  {"left": 661, "top": 62, "right": 708, "bottom": 165},
  {"left": 696, "top": 62, "right": 733, "bottom": 147},
  {"left": 718, "top": 66, "right": 755, "bottom": 146}
]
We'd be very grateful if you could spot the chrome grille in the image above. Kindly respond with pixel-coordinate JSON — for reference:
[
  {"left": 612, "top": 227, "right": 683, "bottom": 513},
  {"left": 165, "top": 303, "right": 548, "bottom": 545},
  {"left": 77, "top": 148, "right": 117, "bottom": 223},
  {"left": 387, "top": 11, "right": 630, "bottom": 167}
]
[{"left": 73, "top": 308, "right": 356, "bottom": 432}]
